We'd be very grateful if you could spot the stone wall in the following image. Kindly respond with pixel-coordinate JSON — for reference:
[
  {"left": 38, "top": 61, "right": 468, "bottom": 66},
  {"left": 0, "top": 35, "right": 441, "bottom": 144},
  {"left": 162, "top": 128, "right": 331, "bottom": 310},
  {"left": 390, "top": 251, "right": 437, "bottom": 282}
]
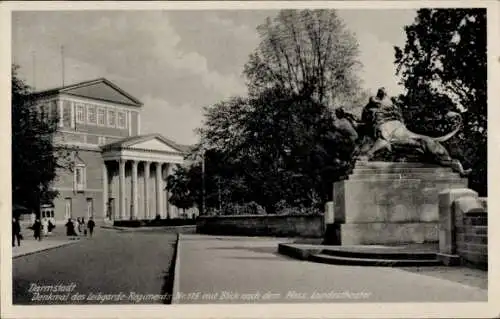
[
  {"left": 196, "top": 214, "right": 324, "bottom": 238},
  {"left": 438, "top": 188, "right": 487, "bottom": 269},
  {"left": 456, "top": 211, "right": 488, "bottom": 268}
]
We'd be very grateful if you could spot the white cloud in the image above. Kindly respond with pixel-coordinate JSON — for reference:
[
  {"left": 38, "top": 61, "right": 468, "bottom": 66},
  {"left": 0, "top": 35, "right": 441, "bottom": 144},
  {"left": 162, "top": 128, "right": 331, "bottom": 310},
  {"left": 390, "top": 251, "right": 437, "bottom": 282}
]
[
  {"left": 12, "top": 10, "right": 420, "bottom": 146},
  {"left": 12, "top": 11, "right": 249, "bottom": 145},
  {"left": 140, "top": 95, "right": 204, "bottom": 145}
]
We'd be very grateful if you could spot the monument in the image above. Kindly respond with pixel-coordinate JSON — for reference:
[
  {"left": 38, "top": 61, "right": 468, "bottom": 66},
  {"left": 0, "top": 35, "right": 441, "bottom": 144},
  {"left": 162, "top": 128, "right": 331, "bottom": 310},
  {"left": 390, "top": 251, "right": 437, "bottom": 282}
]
[{"left": 329, "top": 88, "right": 469, "bottom": 245}]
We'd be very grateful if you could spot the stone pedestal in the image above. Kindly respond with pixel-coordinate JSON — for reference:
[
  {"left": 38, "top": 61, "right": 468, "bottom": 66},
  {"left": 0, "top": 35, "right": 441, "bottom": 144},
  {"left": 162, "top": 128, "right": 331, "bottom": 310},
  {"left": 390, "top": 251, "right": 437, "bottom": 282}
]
[{"left": 332, "top": 161, "right": 468, "bottom": 245}]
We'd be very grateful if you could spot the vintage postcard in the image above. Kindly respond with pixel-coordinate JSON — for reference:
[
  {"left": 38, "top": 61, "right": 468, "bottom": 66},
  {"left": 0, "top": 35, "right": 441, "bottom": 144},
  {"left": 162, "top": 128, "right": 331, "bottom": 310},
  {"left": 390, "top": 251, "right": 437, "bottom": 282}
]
[{"left": 1, "top": 1, "right": 498, "bottom": 318}]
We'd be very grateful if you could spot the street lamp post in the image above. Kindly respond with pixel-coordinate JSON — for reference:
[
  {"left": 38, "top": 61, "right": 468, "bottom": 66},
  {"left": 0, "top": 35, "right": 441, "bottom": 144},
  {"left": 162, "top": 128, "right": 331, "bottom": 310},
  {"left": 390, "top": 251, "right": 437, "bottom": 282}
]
[{"left": 201, "top": 150, "right": 206, "bottom": 216}]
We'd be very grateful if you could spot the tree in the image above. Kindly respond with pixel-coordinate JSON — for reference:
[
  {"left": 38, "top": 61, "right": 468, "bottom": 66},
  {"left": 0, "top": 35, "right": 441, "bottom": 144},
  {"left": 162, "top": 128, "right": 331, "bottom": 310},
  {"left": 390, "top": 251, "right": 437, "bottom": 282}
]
[
  {"left": 168, "top": 10, "right": 363, "bottom": 214},
  {"left": 244, "top": 9, "right": 363, "bottom": 107},
  {"left": 11, "top": 65, "right": 64, "bottom": 217},
  {"left": 394, "top": 9, "right": 487, "bottom": 195},
  {"left": 192, "top": 88, "right": 351, "bottom": 214},
  {"left": 166, "top": 165, "right": 198, "bottom": 210}
]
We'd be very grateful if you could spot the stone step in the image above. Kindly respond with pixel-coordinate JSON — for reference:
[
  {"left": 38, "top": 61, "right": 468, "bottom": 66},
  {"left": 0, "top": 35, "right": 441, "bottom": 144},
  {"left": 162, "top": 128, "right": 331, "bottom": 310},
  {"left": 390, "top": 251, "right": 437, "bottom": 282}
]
[
  {"left": 309, "top": 253, "right": 442, "bottom": 267},
  {"left": 348, "top": 173, "right": 462, "bottom": 181},
  {"left": 352, "top": 167, "right": 454, "bottom": 174},
  {"left": 320, "top": 247, "right": 437, "bottom": 260},
  {"left": 355, "top": 161, "right": 448, "bottom": 169}
]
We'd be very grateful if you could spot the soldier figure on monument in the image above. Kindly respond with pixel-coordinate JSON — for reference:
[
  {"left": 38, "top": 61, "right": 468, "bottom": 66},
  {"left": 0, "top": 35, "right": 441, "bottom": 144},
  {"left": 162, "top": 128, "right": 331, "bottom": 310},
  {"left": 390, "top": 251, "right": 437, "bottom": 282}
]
[{"left": 335, "top": 87, "right": 471, "bottom": 176}]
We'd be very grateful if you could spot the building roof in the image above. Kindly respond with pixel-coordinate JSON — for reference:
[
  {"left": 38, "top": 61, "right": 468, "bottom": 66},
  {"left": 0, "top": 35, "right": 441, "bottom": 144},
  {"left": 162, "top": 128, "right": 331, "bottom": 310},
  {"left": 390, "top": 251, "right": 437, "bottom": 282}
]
[
  {"left": 175, "top": 143, "right": 195, "bottom": 153},
  {"left": 31, "top": 78, "right": 142, "bottom": 107},
  {"left": 102, "top": 133, "right": 189, "bottom": 154}
]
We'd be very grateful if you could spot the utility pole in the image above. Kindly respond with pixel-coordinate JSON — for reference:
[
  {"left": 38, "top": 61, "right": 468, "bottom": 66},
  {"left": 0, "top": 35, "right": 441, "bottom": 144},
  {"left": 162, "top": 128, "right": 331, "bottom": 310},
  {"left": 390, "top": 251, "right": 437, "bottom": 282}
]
[
  {"left": 201, "top": 151, "right": 206, "bottom": 216},
  {"left": 61, "top": 45, "right": 65, "bottom": 86},
  {"left": 32, "top": 51, "right": 36, "bottom": 90},
  {"left": 217, "top": 177, "right": 222, "bottom": 212}
]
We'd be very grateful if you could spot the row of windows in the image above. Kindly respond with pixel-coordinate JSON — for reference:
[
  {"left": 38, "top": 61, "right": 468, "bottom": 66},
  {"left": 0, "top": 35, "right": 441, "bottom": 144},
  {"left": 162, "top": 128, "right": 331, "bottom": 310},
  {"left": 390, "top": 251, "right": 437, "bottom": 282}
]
[
  {"left": 38, "top": 100, "right": 130, "bottom": 130},
  {"left": 75, "top": 103, "right": 128, "bottom": 129}
]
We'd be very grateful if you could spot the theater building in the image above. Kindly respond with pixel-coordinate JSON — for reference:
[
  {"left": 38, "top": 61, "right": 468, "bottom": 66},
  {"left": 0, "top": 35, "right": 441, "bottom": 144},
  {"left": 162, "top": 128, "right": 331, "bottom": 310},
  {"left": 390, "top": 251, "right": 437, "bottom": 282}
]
[{"left": 32, "top": 78, "right": 196, "bottom": 225}]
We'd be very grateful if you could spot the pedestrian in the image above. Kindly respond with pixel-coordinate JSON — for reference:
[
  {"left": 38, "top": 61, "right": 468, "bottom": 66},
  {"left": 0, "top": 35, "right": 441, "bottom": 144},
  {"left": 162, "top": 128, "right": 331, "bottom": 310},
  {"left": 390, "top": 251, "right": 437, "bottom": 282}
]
[
  {"left": 42, "top": 218, "right": 48, "bottom": 236},
  {"left": 65, "top": 218, "right": 76, "bottom": 236},
  {"left": 33, "top": 218, "right": 42, "bottom": 241},
  {"left": 87, "top": 217, "right": 95, "bottom": 237},
  {"left": 77, "top": 217, "right": 82, "bottom": 234},
  {"left": 48, "top": 219, "right": 55, "bottom": 233},
  {"left": 82, "top": 217, "right": 87, "bottom": 236},
  {"left": 12, "top": 217, "right": 22, "bottom": 247}
]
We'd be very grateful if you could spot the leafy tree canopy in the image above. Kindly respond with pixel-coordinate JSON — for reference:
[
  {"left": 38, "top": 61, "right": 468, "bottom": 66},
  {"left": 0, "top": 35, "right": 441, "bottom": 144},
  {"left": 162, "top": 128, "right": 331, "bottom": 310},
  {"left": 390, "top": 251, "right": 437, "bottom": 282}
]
[
  {"left": 394, "top": 9, "right": 487, "bottom": 195},
  {"left": 12, "top": 65, "right": 63, "bottom": 215}
]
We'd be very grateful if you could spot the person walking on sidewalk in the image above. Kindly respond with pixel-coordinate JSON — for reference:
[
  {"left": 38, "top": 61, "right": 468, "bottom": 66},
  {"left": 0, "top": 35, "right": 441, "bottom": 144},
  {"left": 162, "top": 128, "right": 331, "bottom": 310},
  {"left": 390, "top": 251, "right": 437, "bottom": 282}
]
[
  {"left": 87, "top": 217, "right": 95, "bottom": 237},
  {"left": 77, "top": 217, "right": 82, "bottom": 234},
  {"left": 42, "top": 218, "right": 48, "bottom": 236},
  {"left": 65, "top": 218, "right": 76, "bottom": 236},
  {"left": 32, "top": 219, "right": 42, "bottom": 241},
  {"left": 82, "top": 217, "right": 87, "bottom": 236},
  {"left": 12, "top": 217, "right": 22, "bottom": 247}
]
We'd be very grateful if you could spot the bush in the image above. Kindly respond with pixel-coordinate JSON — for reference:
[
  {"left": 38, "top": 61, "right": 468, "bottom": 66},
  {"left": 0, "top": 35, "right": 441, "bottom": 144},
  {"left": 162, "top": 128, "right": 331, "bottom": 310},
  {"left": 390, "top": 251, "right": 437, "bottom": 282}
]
[
  {"left": 113, "top": 220, "right": 143, "bottom": 227},
  {"left": 114, "top": 218, "right": 197, "bottom": 227}
]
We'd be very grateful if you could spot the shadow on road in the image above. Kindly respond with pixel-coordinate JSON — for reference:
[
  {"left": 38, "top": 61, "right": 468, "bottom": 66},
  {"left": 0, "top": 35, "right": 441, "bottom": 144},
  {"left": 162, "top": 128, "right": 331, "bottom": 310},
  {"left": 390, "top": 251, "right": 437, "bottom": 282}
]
[
  {"left": 205, "top": 246, "right": 278, "bottom": 254},
  {"left": 223, "top": 254, "right": 300, "bottom": 262},
  {"left": 160, "top": 237, "right": 179, "bottom": 304}
]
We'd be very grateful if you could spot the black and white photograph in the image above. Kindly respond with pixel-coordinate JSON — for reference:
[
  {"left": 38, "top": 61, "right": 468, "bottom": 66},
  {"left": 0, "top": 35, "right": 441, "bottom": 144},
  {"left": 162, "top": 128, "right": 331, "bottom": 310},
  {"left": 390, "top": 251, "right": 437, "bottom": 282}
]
[{"left": 1, "top": 1, "right": 498, "bottom": 318}]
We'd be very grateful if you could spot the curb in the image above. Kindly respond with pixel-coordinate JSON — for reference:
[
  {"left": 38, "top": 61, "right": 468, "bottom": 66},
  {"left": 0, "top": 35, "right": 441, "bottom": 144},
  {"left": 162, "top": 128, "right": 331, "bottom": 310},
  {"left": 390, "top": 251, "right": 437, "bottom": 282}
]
[
  {"left": 171, "top": 233, "right": 182, "bottom": 304},
  {"left": 12, "top": 239, "right": 81, "bottom": 259},
  {"left": 100, "top": 225, "right": 195, "bottom": 232}
]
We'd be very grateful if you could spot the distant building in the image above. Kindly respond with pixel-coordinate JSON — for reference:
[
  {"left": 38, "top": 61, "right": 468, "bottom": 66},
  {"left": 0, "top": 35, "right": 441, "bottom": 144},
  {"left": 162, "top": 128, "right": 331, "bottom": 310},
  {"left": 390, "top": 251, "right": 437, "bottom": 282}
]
[{"left": 31, "top": 78, "right": 198, "bottom": 224}]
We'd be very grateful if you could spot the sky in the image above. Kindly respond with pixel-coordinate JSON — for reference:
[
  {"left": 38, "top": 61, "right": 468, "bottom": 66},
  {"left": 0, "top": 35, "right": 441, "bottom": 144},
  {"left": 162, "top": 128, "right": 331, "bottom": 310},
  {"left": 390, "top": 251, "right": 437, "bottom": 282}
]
[{"left": 12, "top": 9, "right": 417, "bottom": 146}]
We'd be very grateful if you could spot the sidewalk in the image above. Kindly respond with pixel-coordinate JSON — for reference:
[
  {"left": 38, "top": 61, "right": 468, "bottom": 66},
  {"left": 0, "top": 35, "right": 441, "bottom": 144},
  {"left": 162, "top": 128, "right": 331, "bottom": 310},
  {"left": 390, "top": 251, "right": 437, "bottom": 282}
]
[
  {"left": 100, "top": 224, "right": 196, "bottom": 233},
  {"left": 12, "top": 238, "right": 80, "bottom": 258},
  {"left": 12, "top": 227, "right": 81, "bottom": 258},
  {"left": 173, "top": 234, "right": 488, "bottom": 304}
]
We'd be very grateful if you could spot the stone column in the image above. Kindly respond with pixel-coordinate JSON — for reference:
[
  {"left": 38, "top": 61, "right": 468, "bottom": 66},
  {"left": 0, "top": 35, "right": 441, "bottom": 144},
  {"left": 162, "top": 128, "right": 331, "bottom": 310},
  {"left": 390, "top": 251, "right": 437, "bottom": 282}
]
[
  {"left": 119, "top": 159, "right": 126, "bottom": 220},
  {"left": 70, "top": 102, "right": 75, "bottom": 128},
  {"left": 102, "top": 162, "right": 108, "bottom": 220},
  {"left": 156, "top": 162, "right": 163, "bottom": 219},
  {"left": 144, "top": 162, "right": 151, "bottom": 219},
  {"left": 132, "top": 160, "right": 139, "bottom": 220},
  {"left": 58, "top": 100, "right": 64, "bottom": 128},
  {"left": 438, "top": 188, "right": 478, "bottom": 255}
]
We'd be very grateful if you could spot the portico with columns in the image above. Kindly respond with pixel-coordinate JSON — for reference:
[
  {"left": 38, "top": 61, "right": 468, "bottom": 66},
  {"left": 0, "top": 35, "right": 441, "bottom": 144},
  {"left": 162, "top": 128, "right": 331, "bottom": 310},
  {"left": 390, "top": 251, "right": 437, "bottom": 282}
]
[{"left": 101, "top": 134, "right": 185, "bottom": 221}]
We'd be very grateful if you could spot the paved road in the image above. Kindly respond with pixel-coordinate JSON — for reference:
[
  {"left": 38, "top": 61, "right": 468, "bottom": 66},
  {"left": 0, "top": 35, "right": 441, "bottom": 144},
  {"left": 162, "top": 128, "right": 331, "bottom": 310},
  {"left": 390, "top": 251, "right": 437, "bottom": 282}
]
[
  {"left": 13, "top": 228, "right": 177, "bottom": 305},
  {"left": 175, "top": 234, "right": 488, "bottom": 304}
]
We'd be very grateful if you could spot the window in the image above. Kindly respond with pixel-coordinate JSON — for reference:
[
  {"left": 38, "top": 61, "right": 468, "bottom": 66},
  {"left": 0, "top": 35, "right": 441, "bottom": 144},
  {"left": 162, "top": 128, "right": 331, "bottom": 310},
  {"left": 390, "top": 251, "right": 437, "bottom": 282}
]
[
  {"left": 74, "top": 164, "right": 86, "bottom": 192},
  {"left": 117, "top": 111, "right": 127, "bottom": 129},
  {"left": 86, "top": 198, "right": 94, "bottom": 218},
  {"left": 98, "top": 136, "right": 106, "bottom": 145},
  {"left": 97, "top": 108, "right": 106, "bottom": 126},
  {"left": 65, "top": 198, "right": 72, "bottom": 219},
  {"left": 76, "top": 104, "right": 85, "bottom": 123},
  {"left": 87, "top": 105, "right": 97, "bottom": 124},
  {"left": 107, "top": 110, "right": 116, "bottom": 127}
]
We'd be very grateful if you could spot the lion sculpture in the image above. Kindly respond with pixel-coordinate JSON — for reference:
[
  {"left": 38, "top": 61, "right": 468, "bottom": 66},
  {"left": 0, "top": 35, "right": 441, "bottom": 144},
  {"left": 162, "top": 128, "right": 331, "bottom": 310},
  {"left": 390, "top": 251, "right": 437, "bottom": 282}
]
[{"left": 334, "top": 87, "right": 471, "bottom": 177}]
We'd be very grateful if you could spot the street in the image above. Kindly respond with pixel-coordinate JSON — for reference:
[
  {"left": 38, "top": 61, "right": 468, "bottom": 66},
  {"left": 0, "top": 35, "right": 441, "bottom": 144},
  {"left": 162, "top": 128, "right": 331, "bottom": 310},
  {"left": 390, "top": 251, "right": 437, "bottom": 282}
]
[
  {"left": 175, "top": 235, "right": 487, "bottom": 304},
  {"left": 13, "top": 229, "right": 177, "bottom": 305},
  {"left": 12, "top": 230, "right": 488, "bottom": 305}
]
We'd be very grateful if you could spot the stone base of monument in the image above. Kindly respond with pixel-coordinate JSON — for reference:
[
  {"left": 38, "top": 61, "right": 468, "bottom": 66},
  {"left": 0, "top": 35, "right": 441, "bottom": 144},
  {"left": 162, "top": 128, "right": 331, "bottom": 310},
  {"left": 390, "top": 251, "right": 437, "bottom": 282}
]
[{"left": 330, "top": 161, "right": 468, "bottom": 246}]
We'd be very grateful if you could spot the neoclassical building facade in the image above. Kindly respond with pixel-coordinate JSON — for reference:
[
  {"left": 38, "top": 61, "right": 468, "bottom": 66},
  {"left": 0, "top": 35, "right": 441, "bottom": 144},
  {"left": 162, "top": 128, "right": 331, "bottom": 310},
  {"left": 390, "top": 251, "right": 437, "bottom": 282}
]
[{"left": 32, "top": 78, "right": 196, "bottom": 224}]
